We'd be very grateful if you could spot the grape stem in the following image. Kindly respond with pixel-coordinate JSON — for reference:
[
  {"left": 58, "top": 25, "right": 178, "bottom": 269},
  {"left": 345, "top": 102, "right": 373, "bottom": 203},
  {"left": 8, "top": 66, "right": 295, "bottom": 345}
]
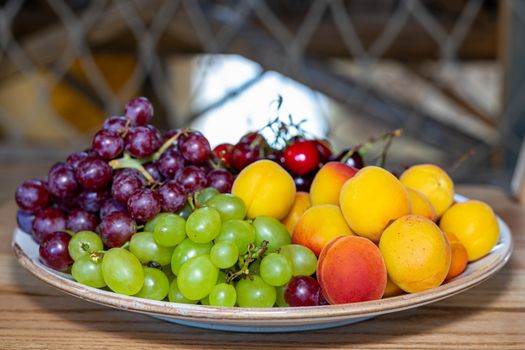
[
  {"left": 89, "top": 251, "right": 104, "bottom": 264},
  {"left": 225, "top": 240, "right": 269, "bottom": 283},
  {"left": 109, "top": 153, "right": 155, "bottom": 184},
  {"left": 151, "top": 128, "right": 189, "bottom": 161}
]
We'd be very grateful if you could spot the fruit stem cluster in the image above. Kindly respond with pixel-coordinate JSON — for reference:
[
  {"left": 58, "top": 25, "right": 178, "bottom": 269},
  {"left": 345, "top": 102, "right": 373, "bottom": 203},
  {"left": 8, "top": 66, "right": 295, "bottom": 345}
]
[{"left": 226, "top": 240, "right": 269, "bottom": 283}]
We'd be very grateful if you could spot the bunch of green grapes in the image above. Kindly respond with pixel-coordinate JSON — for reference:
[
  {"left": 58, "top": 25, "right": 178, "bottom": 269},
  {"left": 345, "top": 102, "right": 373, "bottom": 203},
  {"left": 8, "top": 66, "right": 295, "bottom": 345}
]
[{"left": 67, "top": 188, "right": 318, "bottom": 307}]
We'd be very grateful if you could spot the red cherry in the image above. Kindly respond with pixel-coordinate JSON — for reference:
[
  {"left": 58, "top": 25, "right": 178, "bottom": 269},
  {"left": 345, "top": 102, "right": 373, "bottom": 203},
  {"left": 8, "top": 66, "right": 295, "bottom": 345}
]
[
  {"left": 213, "top": 143, "right": 234, "bottom": 166},
  {"left": 239, "top": 132, "right": 266, "bottom": 146},
  {"left": 334, "top": 147, "right": 365, "bottom": 169},
  {"left": 230, "top": 143, "right": 259, "bottom": 171},
  {"left": 314, "top": 139, "right": 333, "bottom": 163},
  {"left": 284, "top": 140, "right": 320, "bottom": 175}
]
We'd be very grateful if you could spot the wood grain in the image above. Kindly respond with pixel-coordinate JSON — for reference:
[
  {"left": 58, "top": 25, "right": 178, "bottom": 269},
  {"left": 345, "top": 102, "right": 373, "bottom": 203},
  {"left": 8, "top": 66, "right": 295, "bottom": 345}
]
[{"left": 0, "top": 185, "right": 524, "bottom": 349}]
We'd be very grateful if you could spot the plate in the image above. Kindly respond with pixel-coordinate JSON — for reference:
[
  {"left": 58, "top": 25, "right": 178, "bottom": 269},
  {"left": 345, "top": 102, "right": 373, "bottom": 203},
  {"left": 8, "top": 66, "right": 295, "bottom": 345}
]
[{"left": 12, "top": 195, "right": 513, "bottom": 333}]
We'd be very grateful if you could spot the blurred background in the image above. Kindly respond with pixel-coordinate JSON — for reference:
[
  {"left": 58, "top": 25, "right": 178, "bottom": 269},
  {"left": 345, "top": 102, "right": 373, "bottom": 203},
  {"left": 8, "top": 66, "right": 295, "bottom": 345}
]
[{"left": 1, "top": 0, "right": 523, "bottom": 201}]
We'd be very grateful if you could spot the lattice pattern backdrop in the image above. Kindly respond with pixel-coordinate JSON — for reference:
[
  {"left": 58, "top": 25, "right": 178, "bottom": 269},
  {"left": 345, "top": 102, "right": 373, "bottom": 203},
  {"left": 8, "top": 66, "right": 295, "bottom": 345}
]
[{"left": 0, "top": 0, "right": 522, "bottom": 190}]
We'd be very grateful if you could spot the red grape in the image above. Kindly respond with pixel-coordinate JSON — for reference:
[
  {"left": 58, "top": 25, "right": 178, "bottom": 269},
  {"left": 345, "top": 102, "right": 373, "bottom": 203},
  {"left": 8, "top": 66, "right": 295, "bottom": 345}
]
[
  {"left": 213, "top": 143, "right": 234, "bottom": 166},
  {"left": 158, "top": 181, "right": 186, "bottom": 213},
  {"left": 175, "top": 166, "right": 208, "bottom": 193},
  {"left": 207, "top": 168, "right": 234, "bottom": 193},
  {"left": 230, "top": 142, "right": 259, "bottom": 171},
  {"left": 15, "top": 179, "right": 50, "bottom": 213},
  {"left": 284, "top": 140, "right": 320, "bottom": 175},
  {"left": 124, "top": 97, "right": 153, "bottom": 126},
  {"left": 66, "top": 209, "right": 98, "bottom": 232},
  {"left": 99, "top": 212, "right": 136, "bottom": 248},
  {"left": 66, "top": 151, "right": 90, "bottom": 170},
  {"left": 111, "top": 172, "right": 144, "bottom": 205},
  {"left": 143, "top": 161, "right": 164, "bottom": 182},
  {"left": 178, "top": 132, "right": 211, "bottom": 164},
  {"left": 100, "top": 198, "right": 127, "bottom": 219},
  {"left": 92, "top": 129, "right": 124, "bottom": 160},
  {"left": 127, "top": 188, "right": 161, "bottom": 222},
  {"left": 16, "top": 210, "right": 34, "bottom": 234},
  {"left": 39, "top": 231, "right": 73, "bottom": 272},
  {"left": 32, "top": 207, "right": 67, "bottom": 243},
  {"left": 124, "top": 126, "right": 161, "bottom": 158},
  {"left": 75, "top": 158, "right": 112, "bottom": 191},
  {"left": 47, "top": 163, "right": 79, "bottom": 199},
  {"left": 157, "top": 149, "right": 185, "bottom": 179},
  {"left": 284, "top": 276, "right": 324, "bottom": 307},
  {"left": 103, "top": 116, "right": 129, "bottom": 134},
  {"left": 78, "top": 190, "right": 109, "bottom": 212}
]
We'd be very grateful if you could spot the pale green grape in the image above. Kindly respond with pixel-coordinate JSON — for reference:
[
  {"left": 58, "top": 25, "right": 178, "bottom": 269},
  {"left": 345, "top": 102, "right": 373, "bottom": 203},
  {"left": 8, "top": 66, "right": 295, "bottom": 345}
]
[
  {"left": 101, "top": 248, "right": 144, "bottom": 295},
  {"left": 279, "top": 244, "right": 317, "bottom": 276},
  {"left": 153, "top": 214, "right": 186, "bottom": 247},
  {"left": 177, "top": 255, "right": 218, "bottom": 301},
  {"left": 215, "top": 220, "right": 255, "bottom": 254},
  {"left": 168, "top": 279, "right": 198, "bottom": 304},
  {"left": 129, "top": 232, "right": 174, "bottom": 266},
  {"left": 186, "top": 207, "right": 221, "bottom": 243},
  {"left": 177, "top": 203, "right": 193, "bottom": 220},
  {"left": 196, "top": 187, "right": 219, "bottom": 206},
  {"left": 145, "top": 213, "right": 171, "bottom": 232},
  {"left": 200, "top": 295, "right": 210, "bottom": 305},
  {"left": 236, "top": 275, "right": 276, "bottom": 308},
  {"left": 206, "top": 194, "right": 247, "bottom": 221},
  {"left": 252, "top": 217, "right": 291, "bottom": 252},
  {"left": 68, "top": 231, "right": 104, "bottom": 261},
  {"left": 171, "top": 238, "right": 213, "bottom": 275},
  {"left": 71, "top": 254, "right": 106, "bottom": 288},
  {"left": 209, "top": 283, "right": 236, "bottom": 307},
  {"left": 216, "top": 270, "right": 227, "bottom": 284},
  {"left": 260, "top": 253, "right": 293, "bottom": 287},
  {"left": 210, "top": 241, "right": 239, "bottom": 269},
  {"left": 134, "top": 267, "right": 169, "bottom": 301},
  {"left": 275, "top": 284, "right": 289, "bottom": 307}
]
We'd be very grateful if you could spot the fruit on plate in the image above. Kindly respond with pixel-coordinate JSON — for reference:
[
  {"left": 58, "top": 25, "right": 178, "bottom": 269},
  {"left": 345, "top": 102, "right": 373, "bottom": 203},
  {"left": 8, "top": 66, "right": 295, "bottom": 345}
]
[
  {"left": 281, "top": 191, "right": 311, "bottom": 234},
  {"left": 406, "top": 187, "right": 436, "bottom": 222},
  {"left": 443, "top": 231, "right": 468, "bottom": 281},
  {"left": 309, "top": 161, "right": 358, "bottom": 206},
  {"left": 340, "top": 166, "right": 411, "bottom": 242},
  {"left": 439, "top": 200, "right": 499, "bottom": 261},
  {"left": 379, "top": 215, "right": 451, "bottom": 293}
]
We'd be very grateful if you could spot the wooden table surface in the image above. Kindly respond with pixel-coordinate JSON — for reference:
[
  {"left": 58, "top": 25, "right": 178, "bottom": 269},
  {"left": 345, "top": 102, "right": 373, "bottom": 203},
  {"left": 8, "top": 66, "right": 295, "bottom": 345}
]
[{"left": 1, "top": 185, "right": 523, "bottom": 349}]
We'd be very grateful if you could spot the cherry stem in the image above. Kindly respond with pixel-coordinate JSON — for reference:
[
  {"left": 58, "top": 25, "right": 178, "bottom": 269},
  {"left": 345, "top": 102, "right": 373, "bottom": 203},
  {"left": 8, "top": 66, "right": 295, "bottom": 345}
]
[
  {"left": 449, "top": 148, "right": 475, "bottom": 173},
  {"left": 377, "top": 129, "right": 403, "bottom": 167},
  {"left": 109, "top": 153, "right": 155, "bottom": 184}
]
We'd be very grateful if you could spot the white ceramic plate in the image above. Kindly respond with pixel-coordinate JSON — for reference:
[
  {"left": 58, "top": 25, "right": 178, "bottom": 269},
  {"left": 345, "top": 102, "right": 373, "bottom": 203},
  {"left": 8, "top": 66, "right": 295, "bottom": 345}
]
[{"left": 12, "top": 195, "right": 513, "bottom": 333}]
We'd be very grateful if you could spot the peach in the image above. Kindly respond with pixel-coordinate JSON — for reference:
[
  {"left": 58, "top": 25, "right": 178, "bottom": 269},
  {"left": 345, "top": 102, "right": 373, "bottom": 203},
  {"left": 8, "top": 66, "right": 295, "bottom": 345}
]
[
  {"left": 379, "top": 215, "right": 451, "bottom": 293},
  {"left": 406, "top": 187, "right": 436, "bottom": 221},
  {"left": 310, "top": 162, "right": 358, "bottom": 206},
  {"left": 317, "top": 235, "right": 387, "bottom": 304},
  {"left": 443, "top": 231, "right": 468, "bottom": 281},
  {"left": 400, "top": 164, "right": 454, "bottom": 218},
  {"left": 292, "top": 204, "right": 353, "bottom": 256},
  {"left": 232, "top": 160, "right": 296, "bottom": 219},
  {"left": 281, "top": 192, "right": 311, "bottom": 235},
  {"left": 339, "top": 166, "right": 411, "bottom": 242},
  {"left": 439, "top": 200, "right": 499, "bottom": 261}
]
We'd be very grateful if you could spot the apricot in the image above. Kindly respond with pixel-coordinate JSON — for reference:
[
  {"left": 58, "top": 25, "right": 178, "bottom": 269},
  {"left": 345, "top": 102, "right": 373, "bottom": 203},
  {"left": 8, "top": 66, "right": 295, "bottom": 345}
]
[
  {"left": 339, "top": 166, "right": 410, "bottom": 242},
  {"left": 443, "top": 231, "right": 468, "bottom": 281},
  {"left": 379, "top": 215, "right": 451, "bottom": 293},
  {"left": 400, "top": 164, "right": 454, "bottom": 218},
  {"left": 232, "top": 160, "right": 296, "bottom": 219},
  {"left": 310, "top": 162, "right": 358, "bottom": 206},
  {"left": 281, "top": 192, "right": 311, "bottom": 235},
  {"left": 292, "top": 204, "right": 353, "bottom": 256},
  {"left": 383, "top": 275, "right": 404, "bottom": 298},
  {"left": 406, "top": 187, "right": 436, "bottom": 221},
  {"left": 317, "top": 235, "right": 387, "bottom": 304},
  {"left": 439, "top": 200, "right": 499, "bottom": 261}
]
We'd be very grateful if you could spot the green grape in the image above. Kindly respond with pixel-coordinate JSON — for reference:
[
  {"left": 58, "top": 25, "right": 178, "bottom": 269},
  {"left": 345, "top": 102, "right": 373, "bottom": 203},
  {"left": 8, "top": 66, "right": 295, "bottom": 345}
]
[
  {"left": 145, "top": 213, "right": 171, "bottom": 232},
  {"left": 153, "top": 213, "right": 186, "bottom": 247},
  {"left": 168, "top": 278, "right": 198, "bottom": 304},
  {"left": 171, "top": 238, "right": 213, "bottom": 275},
  {"left": 177, "top": 255, "right": 218, "bottom": 301},
  {"left": 162, "top": 264, "right": 175, "bottom": 282},
  {"left": 209, "top": 283, "right": 236, "bottom": 307},
  {"left": 275, "top": 284, "right": 289, "bottom": 307},
  {"left": 279, "top": 244, "right": 317, "bottom": 276},
  {"left": 177, "top": 202, "right": 193, "bottom": 220},
  {"left": 134, "top": 267, "right": 170, "bottom": 301},
  {"left": 236, "top": 275, "right": 276, "bottom": 308},
  {"left": 260, "top": 253, "right": 293, "bottom": 287},
  {"left": 210, "top": 241, "right": 239, "bottom": 269},
  {"left": 71, "top": 254, "right": 106, "bottom": 288},
  {"left": 68, "top": 231, "right": 104, "bottom": 261},
  {"left": 206, "top": 194, "right": 247, "bottom": 221},
  {"left": 186, "top": 207, "right": 222, "bottom": 244},
  {"left": 252, "top": 217, "right": 291, "bottom": 252},
  {"left": 101, "top": 248, "right": 144, "bottom": 295},
  {"left": 196, "top": 187, "right": 219, "bottom": 206},
  {"left": 200, "top": 295, "right": 210, "bottom": 305},
  {"left": 216, "top": 270, "right": 227, "bottom": 284},
  {"left": 215, "top": 220, "right": 255, "bottom": 254},
  {"left": 129, "top": 232, "right": 174, "bottom": 266}
]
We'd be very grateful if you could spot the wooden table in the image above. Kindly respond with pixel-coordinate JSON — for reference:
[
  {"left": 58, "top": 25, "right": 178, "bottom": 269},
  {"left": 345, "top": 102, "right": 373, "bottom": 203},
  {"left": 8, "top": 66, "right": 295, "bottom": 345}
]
[{"left": 1, "top": 185, "right": 523, "bottom": 349}]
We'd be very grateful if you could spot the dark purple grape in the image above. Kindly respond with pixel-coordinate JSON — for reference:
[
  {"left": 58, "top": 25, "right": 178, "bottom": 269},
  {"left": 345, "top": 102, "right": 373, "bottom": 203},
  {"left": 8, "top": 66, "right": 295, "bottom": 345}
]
[
  {"left": 175, "top": 166, "right": 208, "bottom": 193},
  {"left": 100, "top": 198, "right": 127, "bottom": 219},
  {"left": 127, "top": 188, "right": 161, "bottom": 222},
  {"left": 207, "top": 169, "right": 234, "bottom": 193},
  {"left": 99, "top": 212, "right": 136, "bottom": 248},
  {"left": 164, "top": 128, "right": 181, "bottom": 140},
  {"left": 17, "top": 210, "right": 34, "bottom": 234},
  {"left": 92, "top": 129, "right": 124, "bottom": 160},
  {"left": 293, "top": 173, "right": 314, "bottom": 192},
  {"left": 15, "top": 179, "right": 50, "bottom": 213},
  {"left": 230, "top": 142, "right": 259, "bottom": 171},
  {"left": 178, "top": 132, "right": 211, "bottom": 164},
  {"left": 158, "top": 181, "right": 186, "bottom": 213},
  {"left": 47, "top": 163, "right": 78, "bottom": 199},
  {"left": 53, "top": 196, "right": 78, "bottom": 213},
  {"left": 111, "top": 173, "right": 144, "bottom": 205},
  {"left": 143, "top": 162, "right": 164, "bottom": 182},
  {"left": 66, "top": 151, "right": 90, "bottom": 169},
  {"left": 124, "top": 126, "right": 161, "bottom": 158},
  {"left": 78, "top": 190, "right": 109, "bottom": 212},
  {"left": 124, "top": 97, "right": 153, "bottom": 126},
  {"left": 157, "top": 149, "right": 185, "bottom": 179},
  {"left": 75, "top": 158, "right": 112, "bottom": 191},
  {"left": 147, "top": 124, "right": 164, "bottom": 147},
  {"left": 103, "top": 116, "right": 129, "bottom": 134},
  {"left": 66, "top": 209, "right": 98, "bottom": 232},
  {"left": 114, "top": 168, "right": 144, "bottom": 183},
  {"left": 32, "top": 207, "right": 67, "bottom": 243},
  {"left": 284, "top": 276, "right": 324, "bottom": 307},
  {"left": 39, "top": 231, "right": 73, "bottom": 272}
]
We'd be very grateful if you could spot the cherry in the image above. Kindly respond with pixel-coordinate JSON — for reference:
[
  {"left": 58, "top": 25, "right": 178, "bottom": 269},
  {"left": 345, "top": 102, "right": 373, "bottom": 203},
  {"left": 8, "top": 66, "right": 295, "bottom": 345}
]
[
  {"left": 334, "top": 148, "right": 365, "bottom": 169},
  {"left": 213, "top": 143, "right": 234, "bottom": 166},
  {"left": 284, "top": 140, "right": 320, "bottom": 175},
  {"left": 230, "top": 142, "right": 259, "bottom": 171},
  {"left": 314, "top": 139, "right": 332, "bottom": 163}
]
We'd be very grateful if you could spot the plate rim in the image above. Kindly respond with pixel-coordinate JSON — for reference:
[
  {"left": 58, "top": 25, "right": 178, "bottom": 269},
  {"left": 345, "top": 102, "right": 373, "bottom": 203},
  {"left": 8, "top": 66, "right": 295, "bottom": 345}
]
[{"left": 11, "top": 194, "right": 514, "bottom": 324}]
